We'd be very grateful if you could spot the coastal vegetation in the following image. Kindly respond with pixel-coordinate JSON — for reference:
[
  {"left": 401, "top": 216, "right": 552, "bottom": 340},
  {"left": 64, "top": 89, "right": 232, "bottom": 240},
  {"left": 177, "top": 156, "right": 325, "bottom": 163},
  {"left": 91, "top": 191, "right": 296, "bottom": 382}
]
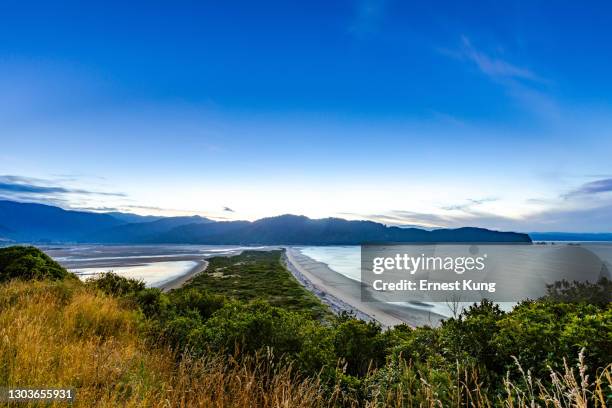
[
  {"left": 0, "top": 246, "right": 610, "bottom": 407},
  {"left": 178, "top": 250, "right": 332, "bottom": 319},
  {"left": 0, "top": 245, "right": 74, "bottom": 283}
]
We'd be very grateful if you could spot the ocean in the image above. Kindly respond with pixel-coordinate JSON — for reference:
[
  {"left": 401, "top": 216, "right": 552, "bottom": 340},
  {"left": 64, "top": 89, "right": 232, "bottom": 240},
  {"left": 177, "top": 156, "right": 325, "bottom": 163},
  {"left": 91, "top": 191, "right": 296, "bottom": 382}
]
[{"left": 298, "top": 243, "right": 612, "bottom": 317}]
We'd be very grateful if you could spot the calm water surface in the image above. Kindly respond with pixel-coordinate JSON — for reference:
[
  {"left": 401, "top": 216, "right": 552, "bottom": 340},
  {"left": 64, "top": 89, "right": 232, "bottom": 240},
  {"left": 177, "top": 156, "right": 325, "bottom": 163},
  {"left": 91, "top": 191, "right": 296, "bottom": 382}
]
[
  {"left": 41, "top": 244, "right": 269, "bottom": 287},
  {"left": 299, "top": 243, "right": 612, "bottom": 317}
]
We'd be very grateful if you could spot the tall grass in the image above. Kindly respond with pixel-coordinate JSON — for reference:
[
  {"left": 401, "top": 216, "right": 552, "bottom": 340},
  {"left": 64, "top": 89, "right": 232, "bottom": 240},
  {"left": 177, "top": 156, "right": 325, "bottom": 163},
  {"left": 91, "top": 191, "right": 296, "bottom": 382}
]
[
  {"left": 0, "top": 280, "right": 609, "bottom": 407},
  {"left": 0, "top": 280, "right": 328, "bottom": 407},
  {"left": 360, "top": 357, "right": 610, "bottom": 408}
]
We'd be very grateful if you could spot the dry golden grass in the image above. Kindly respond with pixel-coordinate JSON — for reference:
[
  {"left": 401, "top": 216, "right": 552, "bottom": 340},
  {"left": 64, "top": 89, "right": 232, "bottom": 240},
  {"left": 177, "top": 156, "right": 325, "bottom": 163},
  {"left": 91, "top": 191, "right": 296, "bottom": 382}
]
[
  {"left": 0, "top": 280, "right": 609, "bottom": 407},
  {"left": 0, "top": 280, "right": 331, "bottom": 408}
]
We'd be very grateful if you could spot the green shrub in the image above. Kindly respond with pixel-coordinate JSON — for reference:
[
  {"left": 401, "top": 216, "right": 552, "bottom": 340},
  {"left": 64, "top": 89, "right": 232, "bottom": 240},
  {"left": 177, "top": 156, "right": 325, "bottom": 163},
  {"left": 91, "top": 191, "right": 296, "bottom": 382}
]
[
  {"left": 332, "top": 317, "right": 387, "bottom": 377},
  {"left": 438, "top": 300, "right": 505, "bottom": 374},
  {"left": 204, "top": 300, "right": 310, "bottom": 356},
  {"left": 87, "top": 271, "right": 146, "bottom": 296},
  {"left": 389, "top": 325, "right": 441, "bottom": 365},
  {"left": 0, "top": 246, "right": 73, "bottom": 282},
  {"left": 162, "top": 314, "right": 205, "bottom": 351},
  {"left": 493, "top": 300, "right": 611, "bottom": 378},
  {"left": 87, "top": 272, "right": 172, "bottom": 320},
  {"left": 168, "top": 288, "right": 226, "bottom": 320},
  {"left": 1, "top": 247, "right": 610, "bottom": 405},
  {"left": 134, "top": 287, "right": 170, "bottom": 318}
]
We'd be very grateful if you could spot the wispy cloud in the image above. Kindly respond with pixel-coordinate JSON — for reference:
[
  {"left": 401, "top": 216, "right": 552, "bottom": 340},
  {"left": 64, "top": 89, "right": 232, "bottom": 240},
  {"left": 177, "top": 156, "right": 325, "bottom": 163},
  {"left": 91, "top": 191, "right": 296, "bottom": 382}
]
[
  {"left": 71, "top": 206, "right": 126, "bottom": 212},
  {"left": 0, "top": 175, "right": 126, "bottom": 206},
  {"left": 382, "top": 209, "right": 519, "bottom": 230},
  {"left": 0, "top": 175, "right": 232, "bottom": 219},
  {"left": 441, "top": 197, "right": 498, "bottom": 211},
  {"left": 341, "top": 210, "right": 453, "bottom": 229},
  {"left": 563, "top": 178, "right": 612, "bottom": 198},
  {"left": 458, "top": 36, "right": 542, "bottom": 83},
  {"left": 72, "top": 203, "right": 212, "bottom": 217},
  {"left": 0, "top": 181, "right": 72, "bottom": 195},
  {"left": 72, "top": 204, "right": 169, "bottom": 213},
  {"left": 440, "top": 36, "right": 558, "bottom": 119},
  {"left": 51, "top": 173, "right": 107, "bottom": 182},
  {"left": 350, "top": 180, "right": 612, "bottom": 232}
]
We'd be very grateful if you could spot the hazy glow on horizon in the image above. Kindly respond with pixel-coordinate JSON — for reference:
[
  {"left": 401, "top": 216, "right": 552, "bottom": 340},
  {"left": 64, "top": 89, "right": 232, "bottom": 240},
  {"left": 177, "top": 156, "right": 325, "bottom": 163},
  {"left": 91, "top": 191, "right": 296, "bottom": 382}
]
[{"left": 1, "top": 1, "right": 612, "bottom": 232}]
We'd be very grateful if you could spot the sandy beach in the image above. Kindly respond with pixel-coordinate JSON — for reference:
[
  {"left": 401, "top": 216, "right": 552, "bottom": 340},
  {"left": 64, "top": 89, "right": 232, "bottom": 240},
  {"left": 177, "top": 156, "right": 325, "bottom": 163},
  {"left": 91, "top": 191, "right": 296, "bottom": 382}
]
[
  {"left": 284, "top": 248, "right": 444, "bottom": 328},
  {"left": 158, "top": 260, "right": 209, "bottom": 291}
]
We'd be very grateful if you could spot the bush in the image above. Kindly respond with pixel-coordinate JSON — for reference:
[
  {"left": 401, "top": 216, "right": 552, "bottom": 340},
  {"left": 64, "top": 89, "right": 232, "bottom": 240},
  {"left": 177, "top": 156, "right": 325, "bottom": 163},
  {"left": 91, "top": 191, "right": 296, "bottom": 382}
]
[
  {"left": 204, "top": 300, "right": 311, "bottom": 357},
  {"left": 332, "top": 317, "right": 387, "bottom": 377},
  {"left": 162, "top": 314, "right": 206, "bottom": 351},
  {"left": 438, "top": 300, "right": 505, "bottom": 375},
  {"left": 389, "top": 325, "right": 441, "bottom": 365},
  {"left": 87, "top": 272, "right": 146, "bottom": 296},
  {"left": 493, "top": 300, "right": 611, "bottom": 378},
  {"left": 134, "top": 287, "right": 170, "bottom": 318},
  {"left": 0, "top": 246, "right": 73, "bottom": 282},
  {"left": 3, "top": 246, "right": 609, "bottom": 405},
  {"left": 1, "top": 279, "right": 609, "bottom": 408},
  {"left": 168, "top": 288, "right": 226, "bottom": 320},
  {"left": 387, "top": 294, "right": 611, "bottom": 396}
]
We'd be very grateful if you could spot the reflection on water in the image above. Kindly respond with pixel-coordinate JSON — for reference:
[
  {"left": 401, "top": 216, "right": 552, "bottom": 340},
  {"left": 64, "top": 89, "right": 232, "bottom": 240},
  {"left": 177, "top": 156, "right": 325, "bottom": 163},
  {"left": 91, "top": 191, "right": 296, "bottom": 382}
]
[
  {"left": 74, "top": 260, "right": 198, "bottom": 287},
  {"left": 40, "top": 244, "right": 273, "bottom": 288}
]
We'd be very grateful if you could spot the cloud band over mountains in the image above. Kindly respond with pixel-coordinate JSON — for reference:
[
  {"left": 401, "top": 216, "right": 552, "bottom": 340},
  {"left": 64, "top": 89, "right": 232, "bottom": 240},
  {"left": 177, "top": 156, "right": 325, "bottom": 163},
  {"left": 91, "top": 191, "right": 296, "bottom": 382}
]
[
  {"left": 2, "top": 174, "right": 611, "bottom": 232},
  {"left": 0, "top": 175, "right": 126, "bottom": 205}
]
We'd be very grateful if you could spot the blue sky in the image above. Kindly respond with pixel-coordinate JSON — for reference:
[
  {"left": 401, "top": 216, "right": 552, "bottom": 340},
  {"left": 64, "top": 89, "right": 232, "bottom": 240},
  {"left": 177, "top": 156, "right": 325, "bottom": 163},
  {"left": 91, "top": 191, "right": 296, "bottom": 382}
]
[{"left": 1, "top": 0, "right": 612, "bottom": 232}]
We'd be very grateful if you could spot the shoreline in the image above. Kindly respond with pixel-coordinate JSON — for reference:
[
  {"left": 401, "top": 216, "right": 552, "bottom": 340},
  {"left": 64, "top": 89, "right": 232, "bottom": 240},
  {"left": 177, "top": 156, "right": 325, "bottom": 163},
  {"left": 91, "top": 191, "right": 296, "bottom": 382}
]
[
  {"left": 282, "top": 251, "right": 374, "bottom": 322},
  {"left": 284, "top": 247, "right": 445, "bottom": 328},
  {"left": 158, "top": 260, "right": 209, "bottom": 292}
]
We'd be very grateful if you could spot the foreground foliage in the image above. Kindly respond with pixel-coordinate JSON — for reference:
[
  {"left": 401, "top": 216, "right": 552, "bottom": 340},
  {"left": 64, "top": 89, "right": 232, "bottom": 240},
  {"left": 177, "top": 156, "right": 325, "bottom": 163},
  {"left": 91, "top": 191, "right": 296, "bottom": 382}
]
[
  {"left": 0, "top": 245, "right": 73, "bottom": 282},
  {"left": 0, "top": 246, "right": 610, "bottom": 407},
  {"left": 0, "top": 280, "right": 330, "bottom": 407}
]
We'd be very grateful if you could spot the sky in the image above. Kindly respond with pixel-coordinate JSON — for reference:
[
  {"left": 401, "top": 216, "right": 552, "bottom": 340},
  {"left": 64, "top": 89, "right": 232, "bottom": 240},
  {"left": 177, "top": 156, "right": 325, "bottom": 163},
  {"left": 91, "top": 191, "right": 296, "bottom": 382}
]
[{"left": 1, "top": 0, "right": 612, "bottom": 232}]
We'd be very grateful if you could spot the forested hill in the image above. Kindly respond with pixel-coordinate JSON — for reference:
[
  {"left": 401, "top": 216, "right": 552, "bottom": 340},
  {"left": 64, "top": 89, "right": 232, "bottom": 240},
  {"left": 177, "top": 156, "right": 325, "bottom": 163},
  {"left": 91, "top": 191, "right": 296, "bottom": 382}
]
[
  {"left": 150, "top": 215, "right": 531, "bottom": 245},
  {"left": 0, "top": 200, "right": 531, "bottom": 244}
]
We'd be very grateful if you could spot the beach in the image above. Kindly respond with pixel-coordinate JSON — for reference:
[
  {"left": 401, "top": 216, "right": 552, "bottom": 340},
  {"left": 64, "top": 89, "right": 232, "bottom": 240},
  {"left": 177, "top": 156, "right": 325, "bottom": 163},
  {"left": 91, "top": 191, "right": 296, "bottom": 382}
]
[
  {"left": 284, "top": 248, "right": 444, "bottom": 328},
  {"left": 158, "top": 260, "right": 209, "bottom": 291},
  {"left": 44, "top": 244, "right": 445, "bottom": 325}
]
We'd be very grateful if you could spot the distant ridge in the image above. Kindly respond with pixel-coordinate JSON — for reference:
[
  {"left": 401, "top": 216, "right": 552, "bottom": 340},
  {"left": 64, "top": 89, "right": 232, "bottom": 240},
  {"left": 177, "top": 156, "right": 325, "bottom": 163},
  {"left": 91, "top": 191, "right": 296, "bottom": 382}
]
[
  {"left": 0, "top": 200, "right": 123, "bottom": 242},
  {"left": 105, "top": 212, "right": 164, "bottom": 224},
  {"left": 87, "top": 215, "right": 212, "bottom": 243},
  {"left": 0, "top": 200, "right": 532, "bottom": 244},
  {"left": 530, "top": 232, "right": 612, "bottom": 241},
  {"left": 0, "top": 200, "right": 209, "bottom": 243},
  {"left": 151, "top": 214, "right": 531, "bottom": 245}
]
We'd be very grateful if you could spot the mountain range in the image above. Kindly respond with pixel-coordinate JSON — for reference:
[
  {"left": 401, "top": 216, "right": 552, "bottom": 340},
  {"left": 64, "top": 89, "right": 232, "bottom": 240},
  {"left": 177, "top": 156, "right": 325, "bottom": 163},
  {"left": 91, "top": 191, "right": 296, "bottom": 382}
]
[{"left": 0, "top": 200, "right": 532, "bottom": 244}]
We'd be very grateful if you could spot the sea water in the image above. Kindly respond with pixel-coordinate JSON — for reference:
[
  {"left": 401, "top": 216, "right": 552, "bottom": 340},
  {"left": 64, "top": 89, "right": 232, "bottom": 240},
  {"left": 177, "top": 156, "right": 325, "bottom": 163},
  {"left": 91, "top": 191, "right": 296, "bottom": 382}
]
[
  {"left": 74, "top": 260, "right": 198, "bottom": 287},
  {"left": 298, "top": 243, "right": 612, "bottom": 318},
  {"left": 41, "top": 244, "right": 266, "bottom": 287}
]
